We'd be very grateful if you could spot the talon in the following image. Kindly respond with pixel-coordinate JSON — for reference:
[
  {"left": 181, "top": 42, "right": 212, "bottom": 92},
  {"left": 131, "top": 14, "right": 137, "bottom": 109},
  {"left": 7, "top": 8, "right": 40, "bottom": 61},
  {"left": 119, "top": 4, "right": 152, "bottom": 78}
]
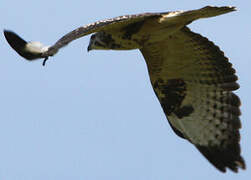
[{"left": 42, "top": 57, "right": 49, "bottom": 66}]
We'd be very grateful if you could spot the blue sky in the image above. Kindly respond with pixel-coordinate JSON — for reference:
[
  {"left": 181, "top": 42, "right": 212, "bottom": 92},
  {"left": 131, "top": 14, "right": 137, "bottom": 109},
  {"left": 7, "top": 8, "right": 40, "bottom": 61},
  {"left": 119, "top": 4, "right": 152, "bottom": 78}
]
[{"left": 0, "top": 0, "right": 250, "bottom": 179}]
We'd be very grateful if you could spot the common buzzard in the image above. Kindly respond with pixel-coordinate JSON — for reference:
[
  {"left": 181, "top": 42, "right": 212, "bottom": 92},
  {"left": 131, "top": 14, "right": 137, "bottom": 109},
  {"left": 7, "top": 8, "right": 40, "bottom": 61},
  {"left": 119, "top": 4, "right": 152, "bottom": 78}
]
[{"left": 4, "top": 6, "right": 245, "bottom": 172}]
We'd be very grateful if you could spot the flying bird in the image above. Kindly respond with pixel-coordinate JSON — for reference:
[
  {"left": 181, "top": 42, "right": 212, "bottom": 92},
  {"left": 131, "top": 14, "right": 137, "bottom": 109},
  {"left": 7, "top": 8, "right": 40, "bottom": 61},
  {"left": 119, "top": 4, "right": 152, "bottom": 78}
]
[{"left": 4, "top": 6, "right": 245, "bottom": 172}]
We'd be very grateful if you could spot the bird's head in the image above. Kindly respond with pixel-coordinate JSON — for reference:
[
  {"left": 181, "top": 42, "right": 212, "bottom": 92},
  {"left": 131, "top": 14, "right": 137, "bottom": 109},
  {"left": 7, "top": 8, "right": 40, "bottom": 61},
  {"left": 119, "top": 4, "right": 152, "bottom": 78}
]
[{"left": 88, "top": 32, "right": 121, "bottom": 51}]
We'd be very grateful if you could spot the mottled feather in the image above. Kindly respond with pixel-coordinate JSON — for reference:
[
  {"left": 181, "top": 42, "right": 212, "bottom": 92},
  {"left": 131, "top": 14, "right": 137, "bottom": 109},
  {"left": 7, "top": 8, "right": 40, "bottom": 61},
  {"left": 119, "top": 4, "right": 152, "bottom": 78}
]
[
  {"left": 141, "top": 27, "right": 245, "bottom": 172},
  {"left": 3, "top": 6, "right": 245, "bottom": 173}
]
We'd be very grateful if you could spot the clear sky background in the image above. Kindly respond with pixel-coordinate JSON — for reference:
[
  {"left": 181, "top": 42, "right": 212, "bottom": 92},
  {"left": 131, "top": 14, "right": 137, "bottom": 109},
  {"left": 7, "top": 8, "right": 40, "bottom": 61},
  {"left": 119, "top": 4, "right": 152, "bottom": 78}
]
[{"left": 0, "top": 0, "right": 250, "bottom": 179}]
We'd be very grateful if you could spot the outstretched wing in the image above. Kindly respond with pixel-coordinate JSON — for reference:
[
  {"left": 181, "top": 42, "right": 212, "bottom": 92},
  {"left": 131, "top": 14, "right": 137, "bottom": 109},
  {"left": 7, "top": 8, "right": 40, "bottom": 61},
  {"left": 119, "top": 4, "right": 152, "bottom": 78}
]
[
  {"left": 140, "top": 27, "right": 245, "bottom": 172},
  {"left": 3, "top": 12, "right": 163, "bottom": 60},
  {"left": 4, "top": 6, "right": 236, "bottom": 62}
]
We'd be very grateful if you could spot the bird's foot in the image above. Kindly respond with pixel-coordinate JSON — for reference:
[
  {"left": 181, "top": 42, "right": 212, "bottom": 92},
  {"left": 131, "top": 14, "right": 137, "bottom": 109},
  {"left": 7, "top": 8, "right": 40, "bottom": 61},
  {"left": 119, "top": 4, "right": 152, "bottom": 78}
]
[{"left": 42, "top": 57, "right": 49, "bottom": 66}]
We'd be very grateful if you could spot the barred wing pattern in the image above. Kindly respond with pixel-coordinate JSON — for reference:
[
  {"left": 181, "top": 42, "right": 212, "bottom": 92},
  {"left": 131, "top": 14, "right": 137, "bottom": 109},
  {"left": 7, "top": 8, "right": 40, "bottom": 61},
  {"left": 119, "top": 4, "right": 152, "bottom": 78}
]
[
  {"left": 140, "top": 27, "right": 245, "bottom": 172},
  {"left": 4, "top": 6, "right": 245, "bottom": 172}
]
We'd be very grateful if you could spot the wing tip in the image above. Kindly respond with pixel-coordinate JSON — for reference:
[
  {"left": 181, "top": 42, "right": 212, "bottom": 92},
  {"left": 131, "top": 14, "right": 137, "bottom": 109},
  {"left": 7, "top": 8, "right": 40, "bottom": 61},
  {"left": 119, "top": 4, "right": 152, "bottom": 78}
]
[
  {"left": 229, "top": 6, "right": 237, "bottom": 11},
  {"left": 4, "top": 29, "right": 28, "bottom": 50},
  {"left": 4, "top": 30, "right": 45, "bottom": 60},
  {"left": 202, "top": 6, "right": 237, "bottom": 11},
  {"left": 221, "top": 6, "right": 237, "bottom": 11},
  {"left": 197, "top": 144, "right": 246, "bottom": 173},
  {"left": 220, "top": 157, "right": 246, "bottom": 173},
  {"left": 197, "top": 5, "right": 237, "bottom": 19}
]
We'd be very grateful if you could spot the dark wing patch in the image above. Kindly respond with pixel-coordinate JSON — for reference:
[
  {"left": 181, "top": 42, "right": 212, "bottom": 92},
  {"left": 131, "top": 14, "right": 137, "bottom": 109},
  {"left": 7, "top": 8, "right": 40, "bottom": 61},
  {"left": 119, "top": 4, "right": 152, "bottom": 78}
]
[
  {"left": 174, "top": 105, "right": 194, "bottom": 119},
  {"left": 153, "top": 78, "right": 194, "bottom": 118},
  {"left": 122, "top": 20, "right": 145, "bottom": 40},
  {"left": 140, "top": 27, "right": 245, "bottom": 172}
]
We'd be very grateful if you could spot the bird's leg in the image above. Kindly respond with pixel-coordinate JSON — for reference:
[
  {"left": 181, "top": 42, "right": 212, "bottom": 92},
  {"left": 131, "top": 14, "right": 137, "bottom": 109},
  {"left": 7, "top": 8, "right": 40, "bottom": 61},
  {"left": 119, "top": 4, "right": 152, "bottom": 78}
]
[{"left": 42, "top": 57, "right": 49, "bottom": 66}]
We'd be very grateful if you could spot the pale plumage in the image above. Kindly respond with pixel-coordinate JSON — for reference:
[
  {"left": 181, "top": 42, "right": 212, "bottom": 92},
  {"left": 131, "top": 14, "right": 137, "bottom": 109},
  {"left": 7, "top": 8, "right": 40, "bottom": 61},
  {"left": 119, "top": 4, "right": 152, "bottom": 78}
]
[{"left": 4, "top": 6, "right": 245, "bottom": 172}]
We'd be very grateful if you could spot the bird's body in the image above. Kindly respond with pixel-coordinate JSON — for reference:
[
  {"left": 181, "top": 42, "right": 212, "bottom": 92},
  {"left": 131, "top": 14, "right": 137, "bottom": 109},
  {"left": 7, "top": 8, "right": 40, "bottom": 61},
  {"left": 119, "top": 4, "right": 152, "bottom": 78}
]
[{"left": 4, "top": 6, "right": 245, "bottom": 173}]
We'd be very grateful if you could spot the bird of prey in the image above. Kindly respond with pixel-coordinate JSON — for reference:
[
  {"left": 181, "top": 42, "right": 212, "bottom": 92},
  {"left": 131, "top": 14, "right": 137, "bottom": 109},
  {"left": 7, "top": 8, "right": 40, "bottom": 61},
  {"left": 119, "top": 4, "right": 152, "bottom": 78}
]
[{"left": 4, "top": 6, "right": 245, "bottom": 172}]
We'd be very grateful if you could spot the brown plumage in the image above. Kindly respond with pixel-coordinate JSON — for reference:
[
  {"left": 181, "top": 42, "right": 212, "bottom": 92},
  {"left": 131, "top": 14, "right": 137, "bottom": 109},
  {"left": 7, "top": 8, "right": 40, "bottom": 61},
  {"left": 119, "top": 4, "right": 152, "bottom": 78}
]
[{"left": 4, "top": 6, "right": 245, "bottom": 172}]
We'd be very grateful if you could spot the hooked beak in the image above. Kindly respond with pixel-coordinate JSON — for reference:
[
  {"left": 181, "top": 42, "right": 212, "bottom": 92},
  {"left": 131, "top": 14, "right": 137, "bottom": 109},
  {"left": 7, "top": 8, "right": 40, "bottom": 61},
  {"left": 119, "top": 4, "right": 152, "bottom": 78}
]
[{"left": 87, "top": 44, "right": 92, "bottom": 52}]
